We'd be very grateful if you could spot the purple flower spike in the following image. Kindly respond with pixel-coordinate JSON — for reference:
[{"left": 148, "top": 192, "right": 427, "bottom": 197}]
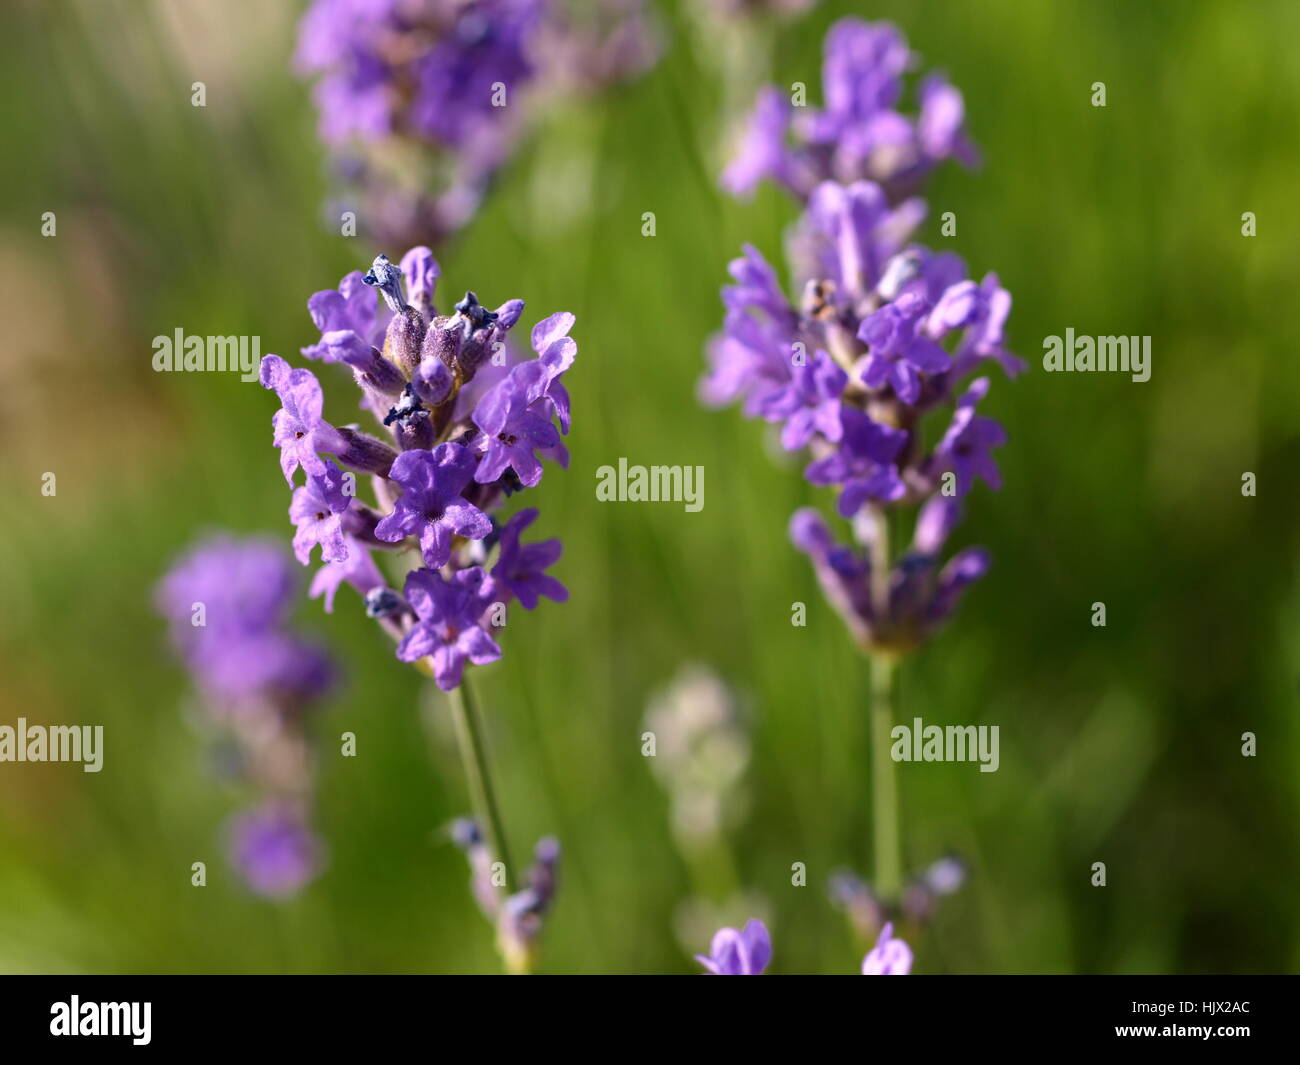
[
  {"left": 492, "top": 509, "right": 567, "bottom": 610},
  {"left": 289, "top": 463, "right": 351, "bottom": 565},
  {"left": 396, "top": 567, "right": 502, "bottom": 691},
  {"left": 861, "top": 922, "right": 913, "bottom": 975},
  {"left": 805, "top": 408, "right": 907, "bottom": 516},
  {"left": 229, "top": 802, "right": 323, "bottom": 899},
  {"left": 707, "top": 209, "right": 1015, "bottom": 654},
  {"left": 696, "top": 918, "right": 772, "bottom": 976},
  {"left": 374, "top": 444, "right": 492, "bottom": 568},
  {"left": 263, "top": 246, "right": 576, "bottom": 744}
]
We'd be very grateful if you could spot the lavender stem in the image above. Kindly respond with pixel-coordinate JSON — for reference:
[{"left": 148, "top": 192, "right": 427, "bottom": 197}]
[
  {"left": 870, "top": 652, "right": 902, "bottom": 901},
  {"left": 447, "top": 675, "right": 515, "bottom": 894}
]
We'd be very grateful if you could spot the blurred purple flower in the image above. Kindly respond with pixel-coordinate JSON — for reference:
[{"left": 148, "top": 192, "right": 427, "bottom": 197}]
[
  {"left": 861, "top": 922, "right": 912, "bottom": 975},
  {"left": 156, "top": 535, "right": 336, "bottom": 709},
  {"left": 296, "top": 0, "right": 661, "bottom": 246},
  {"left": 229, "top": 802, "right": 324, "bottom": 899},
  {"left": 723, "top": 18, "right": 977, "bottom": 205},
  {"left": 452, "top": 819, "right": 561, "bottom": 974},
  {"left": 696, "top": 918, "right": 771, "bottom": 975}
]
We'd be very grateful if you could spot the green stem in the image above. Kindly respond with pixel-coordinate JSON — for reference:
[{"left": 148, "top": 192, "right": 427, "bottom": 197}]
[
  {"left": 869, "top": 653, "right": 902, "bottom": 901},
  {"left": 447, "top": 675, "right": 515, "bottom": 892},
  {"left": 866, "top": 502, "right": 903, "bottom": 901}
]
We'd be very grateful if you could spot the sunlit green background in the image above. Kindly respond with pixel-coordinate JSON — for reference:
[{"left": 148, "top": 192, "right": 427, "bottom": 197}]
[{"left": 2, "top": 0, "right": 1298, "bottom": 974}]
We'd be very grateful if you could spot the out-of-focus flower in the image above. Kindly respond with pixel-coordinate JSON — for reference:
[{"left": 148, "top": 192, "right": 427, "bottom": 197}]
[
  {"left": 703, "top": 0, "right": 819, "bottom": 16},
  {"left": 861, "top": 921, "right": 912, "bottom": 974},
  {"left": 696, "top": 918, "right": 771, "bottom": 975},
  {"left": 156, "top": 534, "right": 336, "bottom": 712},
  {"left": 229, "top": 801, "right": 325, "bottom": 899},
  {"left": 831, "top": 854, "right": 968, "bottom": 937},
  {"left": 644, "top": 665, "right": 750, "bottom": 847},
  {"left": 451, "top": 818, "right": 560, "bottom": 974},
  {"left": 722, "top": 18, "right": 978, "bottom": 205},
  {"left": 295, "top": 0, "right": 661, "bottom": 246},
  {"left": 694, "top": 916, "right": 916, "bottom": 975},
  {"left": 158, "top": 535, "right": 336, "bottom": 899}
]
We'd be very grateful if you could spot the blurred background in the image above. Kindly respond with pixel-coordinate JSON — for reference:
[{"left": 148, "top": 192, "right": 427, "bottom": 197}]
[{"left": 1, "top": 0, "right": 1298, "bottom": 974}]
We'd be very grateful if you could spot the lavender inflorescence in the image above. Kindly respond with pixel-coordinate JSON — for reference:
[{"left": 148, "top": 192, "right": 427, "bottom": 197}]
[
  {"left": 295, "top": 0, "right": 660, "bottom": 245},
  {"left": 706, "top": 20, "right": 1023, "bottom": 659},
  {"left": 704, "top": 16, "right": 1017, "bottom": 941},
  {"left": 704, "top": 180, "right": 1021, "bottom": 655},
  {"left": 262, "top": 248, "right": 575, "bottom": 692},
  {"left": 156, "top": 535, "right": 333, "bottom": 897},
  {"left": 451, "top": 817, "right": 561, "bottom": 974}
]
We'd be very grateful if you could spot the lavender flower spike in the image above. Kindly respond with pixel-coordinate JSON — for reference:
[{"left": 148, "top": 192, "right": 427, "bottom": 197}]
[
  {"left": 258, "top": 250, "right": 579, "bottom": 973},
  {"left": 452, "top": 819, "right": 561, "bottom": 975},
  {"left": 705, "top": 13, "right": 1020, "bottom": 920},
  {"left": 157, "top": 535, "right": 335, "bottom": 900},
  {"left": 263, "top": 246, "right": 576, "bottom": 692}
]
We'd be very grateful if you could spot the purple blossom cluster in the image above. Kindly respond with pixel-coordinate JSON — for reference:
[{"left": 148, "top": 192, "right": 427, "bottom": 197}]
[
  {"left": 295, "top": 0, "right": 660, "bottom": 245},
  {"left": 696, "top": 918, "right": 911, "bottom": 975},
  {"left": 452, "top": 818, "right": 560, "bottom": 974},
  {"left": 704, "top": 174, "right": 1022, "bottom": 654},
  {"left": 722, "top": 17, "right": 977, "bottom": 205},
  {"left": 261, "top": 247, "right": 575, "bottom": 691},
  {"left": 156, "top": 535, "right": 331, "bottom": 898}
]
